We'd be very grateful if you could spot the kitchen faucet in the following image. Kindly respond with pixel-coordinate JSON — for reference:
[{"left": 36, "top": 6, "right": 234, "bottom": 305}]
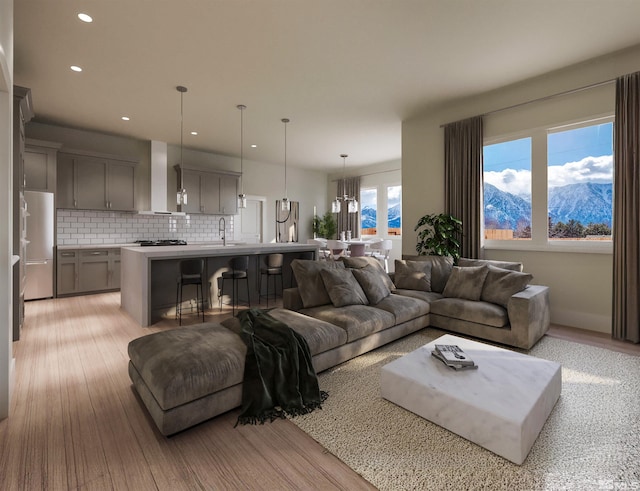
[{"left": 219, "top": 217, "right": 226, "bottom": 246}]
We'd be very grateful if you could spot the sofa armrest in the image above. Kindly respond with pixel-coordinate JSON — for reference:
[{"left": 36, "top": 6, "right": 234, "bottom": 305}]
[
  {"left": 283, "top": 287, "right": 304, "bottom": 311},
  {"left": 507, "top": 285, "right": 551, "bottom": 349}
]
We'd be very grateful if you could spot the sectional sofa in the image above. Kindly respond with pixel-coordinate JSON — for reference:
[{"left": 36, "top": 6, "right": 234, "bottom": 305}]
[{"left": 127, "top": 255, "right": 549, "bottom": 435}]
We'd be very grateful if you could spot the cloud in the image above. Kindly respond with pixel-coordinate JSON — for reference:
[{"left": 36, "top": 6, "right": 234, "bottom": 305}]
[
  {"left": 484, "top": 168, "right": 531, "bottom": 196},
  {"left": 548, "top": 155, "right": 612, "bottom": 187},
  {"left": 485, "top": 155, "right": 612, "bottom": 196}
]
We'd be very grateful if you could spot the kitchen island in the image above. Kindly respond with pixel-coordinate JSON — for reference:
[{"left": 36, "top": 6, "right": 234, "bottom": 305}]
[{"left": 121, "top": 242, "right": 317, "bottom": 326}]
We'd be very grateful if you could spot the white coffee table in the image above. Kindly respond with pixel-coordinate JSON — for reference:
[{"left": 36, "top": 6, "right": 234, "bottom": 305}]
[{"left": 380, "top": 334, "right": 561, "bottom": 464}]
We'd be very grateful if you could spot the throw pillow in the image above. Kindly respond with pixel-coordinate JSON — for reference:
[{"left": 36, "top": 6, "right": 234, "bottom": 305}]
[
  {"left": 394, "top": 260, "right": 433, "bottom": 292},
  {"left": 352, "top": 265, "right": 392, "bottom": 305},
  {"left": 442, "top": 265, "right": 489, "bottom": 301},
  {"left": 291, "top": 259, "right": 346, "bottom": 308},
  {"left": 341, "top": 255, "right": 396, "bottom": 291},
  {"left": 399, "top": 255, "right": 454, "bottom": 292},
  {"left": 481, "top": 264, "right": 533, "bottom": 307},
  {"left": 319, "top": 268, "right": 369, "bottom": 307},
  {"left": 458, "top": 257, "right": 524, "bottom": 272}
]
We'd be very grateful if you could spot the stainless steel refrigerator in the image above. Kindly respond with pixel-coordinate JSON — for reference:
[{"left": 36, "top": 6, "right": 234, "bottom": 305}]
[{"left": 24, "top": 191, "right": 54, "bottom": 300}]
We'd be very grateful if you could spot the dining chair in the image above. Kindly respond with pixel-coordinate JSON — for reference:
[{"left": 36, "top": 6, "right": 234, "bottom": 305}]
[
  {"left": 326, "top": 239, "right": 348, "bottom": 260},
  {"left": 348, "top": 243, "right": 366, "bottom": 257},
  {"left": 369, "top": 239, "right": 393, "bottom": 272}
]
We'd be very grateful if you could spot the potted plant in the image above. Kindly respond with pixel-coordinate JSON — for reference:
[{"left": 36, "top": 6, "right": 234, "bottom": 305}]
[
  {"left": 312, "top": 211, "right": 337, "bottom": 239},
  {"left": 414, "top": 213, "right": 462, "bottom": 262}
]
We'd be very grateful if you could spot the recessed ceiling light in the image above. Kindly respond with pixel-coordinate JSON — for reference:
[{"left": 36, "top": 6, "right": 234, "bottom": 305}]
[
  {"left": 190, "top": 131, "right": 198, "bottom": 136},
  {"left": 70, "top": 65, "right": 82, "bottom": 72},
  {"left": 251, "top": 144, "right": 257, "bottom": 148},
  {"left": 121, "top": 116, "right": 130, "bottom": 121},
  {"left": 78, "top": 13, "right": 93, "bottom": 23}
]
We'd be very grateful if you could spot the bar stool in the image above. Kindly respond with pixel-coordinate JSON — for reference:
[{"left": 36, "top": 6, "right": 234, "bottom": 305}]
[
  {"left": 219, "top": 256, "right": 251, "bottom": 315},
  {"left": 176, "top": 258, "right": 205, "bottom": 325},
  {"left": 259, "top": 253, "right": 283, "bottom": 307}
]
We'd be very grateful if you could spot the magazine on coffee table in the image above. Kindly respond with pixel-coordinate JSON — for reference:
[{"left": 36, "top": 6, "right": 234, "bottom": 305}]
[{"left": 431, "top": 344, "right": 478, "bottom": 370}]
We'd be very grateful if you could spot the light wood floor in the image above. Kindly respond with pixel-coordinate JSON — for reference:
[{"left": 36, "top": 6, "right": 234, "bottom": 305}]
[
  {"left": 1, "top": 293, "right": 638, "bottom": 490},
  {"left": 1, "top": 293, "right": 376, "bottom": 491}
]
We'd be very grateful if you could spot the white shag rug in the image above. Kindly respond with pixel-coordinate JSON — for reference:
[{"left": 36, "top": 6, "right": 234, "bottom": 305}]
[{"left": 291, "top": 329, "right": 640, "bottom": 490}]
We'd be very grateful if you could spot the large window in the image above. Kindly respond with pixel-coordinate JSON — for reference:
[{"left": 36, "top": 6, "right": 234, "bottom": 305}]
[
  {"left": 483, "top": 117, "right": 613, "bottom": 249},
  {"left": 359, "top": 184, "right": 402, "bottom": 237},
  {"left": 483, "top": 138, "right": 532, "bottom": 240},
  {"left": 387, "top": 185, "right": 402, "bottom": 236},
  {"left": 547, "top": 122, "right": 613, "bottom": 240},
  {"left": 360, "top": 188, "right": 377, "bottom": 236}
]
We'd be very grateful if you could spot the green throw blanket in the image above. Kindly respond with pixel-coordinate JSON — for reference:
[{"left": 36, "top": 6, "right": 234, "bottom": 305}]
[{"left": 236, "top": 308, "right": 327, "bottom": 426}]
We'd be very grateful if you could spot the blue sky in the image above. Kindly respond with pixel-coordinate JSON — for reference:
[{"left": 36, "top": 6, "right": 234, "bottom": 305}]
[
  {"left": 484, "top": 122, "right": 613, "bottom": 195},
  {"left": 484, "top": 122, "right": 613, "bottom": 171}
]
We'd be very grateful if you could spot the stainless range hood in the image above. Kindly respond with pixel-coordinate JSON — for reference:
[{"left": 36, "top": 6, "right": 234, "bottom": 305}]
[{"left": 138, "top": 141, "right": 186, "bottom": 216}]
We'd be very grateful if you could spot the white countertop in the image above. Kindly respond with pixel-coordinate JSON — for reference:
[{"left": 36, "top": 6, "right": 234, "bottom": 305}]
[
  {"left": 58, "top": 243, "right": 139, "bottom": 250},
  {"left": 121, "top": 242, "right": 317, "bottom": 259}
]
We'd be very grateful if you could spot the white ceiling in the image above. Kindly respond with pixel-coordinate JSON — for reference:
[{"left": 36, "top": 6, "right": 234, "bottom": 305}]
[{"left": 13, "top": 0, "right": 640, "bottom": 171}]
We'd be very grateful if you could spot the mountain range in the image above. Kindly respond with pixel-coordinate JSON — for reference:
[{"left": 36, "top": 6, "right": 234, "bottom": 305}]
[
  {"left": 484, "top": 182, "right": 612, "bottom": 229},
  {"left": 361, "top": 203, "right": 401, "bottom": 229}
]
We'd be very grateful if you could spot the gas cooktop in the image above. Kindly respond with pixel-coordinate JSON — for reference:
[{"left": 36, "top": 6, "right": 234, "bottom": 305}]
[{"left": 136, "top": 239, "right": 188, "bottom": 247}]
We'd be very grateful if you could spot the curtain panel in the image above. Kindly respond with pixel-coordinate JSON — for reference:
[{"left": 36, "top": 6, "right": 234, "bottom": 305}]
[
  {"left": 612, "top": 71, "right": 640, "bottom": 343},
  {"left": 337, "top": 177, "right": 361, "bottom": 238},
  {"left": 444, "top": 116, "right": 483, "bottom": 259}
]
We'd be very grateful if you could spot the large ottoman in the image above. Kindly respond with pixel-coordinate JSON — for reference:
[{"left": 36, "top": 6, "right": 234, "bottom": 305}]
[{"left": 128, "top": 322, "right": 247, "bottom": 436}]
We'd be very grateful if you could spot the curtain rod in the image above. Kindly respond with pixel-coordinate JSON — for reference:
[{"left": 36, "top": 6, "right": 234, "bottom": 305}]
[{"left": 439, "top": 78, "right": 616, "bottom": 128}]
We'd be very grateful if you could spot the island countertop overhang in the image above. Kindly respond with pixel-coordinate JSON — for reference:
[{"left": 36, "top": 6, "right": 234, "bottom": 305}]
[{"left": 121, "top": 242, "right": 318, "bottom": 260}]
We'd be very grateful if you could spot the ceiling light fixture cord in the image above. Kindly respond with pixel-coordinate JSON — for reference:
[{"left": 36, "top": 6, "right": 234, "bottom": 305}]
[
  {"left": 176, "top": 85, "right": 188, "bottom": 206},
  {"left": 237, "top": 104, "right": 247, "bottom": 208}
]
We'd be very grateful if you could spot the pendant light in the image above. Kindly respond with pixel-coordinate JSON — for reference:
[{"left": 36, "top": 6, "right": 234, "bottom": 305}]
[
  {"left": 281, "top": 118, "right": 291, "bottom": 211},
  {"left": 332, "top": 154, "right": 359, "bottom": 214},
  {"left": 237, "top": 104, "right": 247, "bottom": 209},
  {"left": 176, "top": 85, "right": 188, "bottom": 206}
]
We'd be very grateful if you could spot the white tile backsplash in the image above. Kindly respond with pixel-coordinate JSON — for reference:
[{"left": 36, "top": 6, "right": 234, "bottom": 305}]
[{"left": 56, "top": 210, "right": 234, "bottom": 246}]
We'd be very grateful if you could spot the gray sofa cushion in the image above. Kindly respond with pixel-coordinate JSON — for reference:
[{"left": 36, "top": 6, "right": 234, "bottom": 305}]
[
  {"left": 221, "top": 308, "right": 348, "bottom": 356},
  {"left": 431, "top": 298, "right": 509, "bottom": 328},
  {"left": 458, "top": 257, "right": 524, "bottom": 272},
  {"left": 300, "top": 304, "right": 396, "bottom": 343},
  {"left": 443, "top": 265, "right": 489, "bottom": 301},
  {"left": 401, "top": 255, "right": 454, "bottom": 293},
  {"left": 128, "top": 323, "right": 247, "bottom": 411},
  {"left": 481, "top": 265, "right": 533, "bottom": 308},
  {"left": 341, "top": 255, "right": 396, "bottom": 291},
  {"left": 394, "top": 260, "right": 432, "bottom": 291},
  {"left": 320, "top": 268, "right": 369, "bottom": 307},
  {"left": 373, "top": 293, "right": 430, "bottom": 324},
  {"left": 291, "top": 259, "right": 345, "bottom": 308},
  {"left": 394, "top": 289, "right": 444, "bottom": 304},
  {"left": 352, "top": 266, "right": 392, "bottom": 304}
]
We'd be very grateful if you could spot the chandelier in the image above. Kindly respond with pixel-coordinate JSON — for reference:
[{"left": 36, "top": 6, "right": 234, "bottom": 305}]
[{"left": 331, "top": 154, "right": 358, "bottom": 213}]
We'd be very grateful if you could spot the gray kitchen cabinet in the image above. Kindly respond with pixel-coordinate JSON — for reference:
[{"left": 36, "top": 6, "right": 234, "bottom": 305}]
[
  {"left": 57, "top": 249, "right": 79, "bottom": 296},
  {"left": 56, "top": 151, "right": 137, "bottom": 211},
  {"left": 177, "top": 167, "right": 239, "bottom": 215},
  {"left": 219, "top": 174, "right": 238, "bottom": 215},
  {"left": 57, "top": 248, "right": 120, "bottom": 296},
  {"left": 24, "top": 140, "right": 61, "bottom": 193}
]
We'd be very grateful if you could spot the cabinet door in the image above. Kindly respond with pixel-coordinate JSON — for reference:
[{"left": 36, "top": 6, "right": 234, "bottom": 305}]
[
  {"left": 200, "top": 173, "right": 220, "bottom": 214},
  {"left": 109, "top": 249, "right": 121, "bottom": 289},
  {"left": 76, "top": 158, "right": 107, "bottom": 210},
  {"left": 24, "top": 150, "right": 49, "bottom": 191},
  {"left": 79, "top": 250, "right": 110, "bottom": 292},
  {"left": 219, "top": 174, "right": 238, "bottom": 215},
  {"left": 107, "top": 162, "right": 135, "bottom": 210},
  {"left": 180, "top": 170, "right": 202, "bottom": 214},
  {"left": 56, "top": 154, "right": 76, "bottom": 208},
  {"left": 57, "top": 250, "right": 79, "bottom": 295}
]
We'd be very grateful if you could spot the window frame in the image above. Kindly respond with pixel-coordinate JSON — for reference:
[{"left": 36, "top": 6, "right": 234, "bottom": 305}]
[{"left": 482, "top": 114, "right": 614, "bottom": 255}]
